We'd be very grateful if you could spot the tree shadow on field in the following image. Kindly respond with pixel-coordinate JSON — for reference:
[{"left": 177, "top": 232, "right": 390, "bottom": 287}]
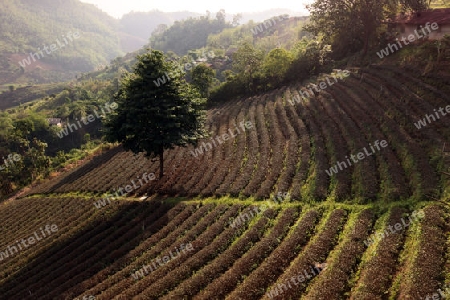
[
  {"left": 43, "top": 146, "right": 124, "bottom": 194},
  {"left": 0, "top": 198, "right": 178, "bottom": 299}
]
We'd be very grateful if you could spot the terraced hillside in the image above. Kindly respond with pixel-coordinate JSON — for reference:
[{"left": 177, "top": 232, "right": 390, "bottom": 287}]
[
  {"left": 0, "top": 196, "right": 448, "bottom": 299},
  {"left": 27, "top": 65, "right": 450, "bottom": 203},
  {"left": 2, "top": 63, "right": 450, "bottom": 299}
]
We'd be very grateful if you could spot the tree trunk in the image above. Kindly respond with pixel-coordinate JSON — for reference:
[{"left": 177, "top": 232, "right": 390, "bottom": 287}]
[
  {"left": 362, "top": 33, "right": 370, "bottom": 58},
  {"left": 159, "top": 145, "right": 164, "bottom": 179}
]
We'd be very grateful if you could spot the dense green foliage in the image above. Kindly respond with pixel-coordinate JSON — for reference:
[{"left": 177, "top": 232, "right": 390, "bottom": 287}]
[
  {"left": 209, "top": 37, "right": 330, "bottom": 103},
  {"left": 204, "top": 15, "right": 308, "bottom": 53},
  {"left": 305, "top": 0, "right": 448, "bottom": 59},
  {"left": 431, "top": 0, "right": 450, "bottom": 7},
  {"left": 0, "top": 76, "right": 123, "bottom": 198},
  {"left": 147, "top": 14, "right": 314, "bottom": 103},
  {"left": 105, "top": 50, "right": 208, "bottom": 177},
  {"left": 191, "top": 64, "right": 215, "bottom": 98},
  {"left": 150, "top": 11, "right": 233, "bottom": 55},
  {"left": 0, "top": 0, "right": 119, "bottom": 54},
  {"left": 0, "top": 119, "right": 51, "bottom": 196}
]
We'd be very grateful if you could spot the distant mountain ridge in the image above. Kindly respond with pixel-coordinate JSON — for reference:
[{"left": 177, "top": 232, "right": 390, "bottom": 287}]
[
  {"left": 0, "top": 1, "right": 207, "bottom": 86},
  {"left": 238, "top": 9, "right": 308, "bottom": 23},
  {"left": 120, "top": 11, "right": 202, "bottom": 41},
  {"left": 118, "top": 8, "right": 308, "bottom": 40},
  {"left": 0, "top": 0, "right": 123, "bottom": 85}
]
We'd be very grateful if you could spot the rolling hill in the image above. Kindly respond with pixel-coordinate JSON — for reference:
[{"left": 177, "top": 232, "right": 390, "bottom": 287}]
[
  {"left": 26, "top": 65, "right": 450, "bottom": 203},
  {"left": 1, "top": 58, "right": 450, "bottom": 298},
  {"left": 0, "top": 0, "right": 124, "bottom": 85}
]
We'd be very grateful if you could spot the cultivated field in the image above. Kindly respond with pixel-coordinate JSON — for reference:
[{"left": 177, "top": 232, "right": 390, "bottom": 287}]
[
  {"left": 28, "top": 65, "right": 450, "bottom": 203},
  {"left": 1, "top": 64, "right": 450, "bottom": 299},
  {"left": 0, "top": 196, "right": 448, "bottom": 299}
]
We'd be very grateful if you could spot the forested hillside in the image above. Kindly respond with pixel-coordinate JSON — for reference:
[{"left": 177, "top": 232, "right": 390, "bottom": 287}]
[
  {"left": 0, "top": 0, "right": 124, "bottom": 84},
  {"left": 149, "top": 10, "right": 233, "bottom": 55}
]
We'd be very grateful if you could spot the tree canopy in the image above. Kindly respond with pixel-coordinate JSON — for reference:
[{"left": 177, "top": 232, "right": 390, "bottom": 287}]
[
  {"left": 306, "top": 0, "right": 431, "bottom": 59},
  {"left": 105, "top": 50, "right": 208, "bottom": 178},
  {"left": 150, "top": 11, "right": 232, "bottom": 55},
  {"left": 191, "top": 64, "right": 215, "bottom": 98}
]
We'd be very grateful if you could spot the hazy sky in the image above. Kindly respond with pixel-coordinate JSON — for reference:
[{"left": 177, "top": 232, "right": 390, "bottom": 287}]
[{"left": 79, "top": 0, "right": 312, "bottom": 18}]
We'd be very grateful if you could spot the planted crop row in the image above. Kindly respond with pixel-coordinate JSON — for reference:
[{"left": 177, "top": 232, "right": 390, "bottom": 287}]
[
  {"left": 63, "top": 201, "right": 193, "bottom": 297},
  {"left": 256, "top": 96, "right": 288, "bottom": 199},
  {"left": 74, "top": 202, "right": 200, "bottom": 298},
  {"left": 351, "top": 207, "right": 408, "bottom": 299},
  {"left": 355, "top": 72, "right": 437, "bottom": 197},
  {"left": 273, "top": 96, "right": 299, "bottom": 195},
  {"left": 162, "top": 206, "right": 274, "bottom": 299},
  {"left": 310, "top": 92, "right": 352, "bottom": 200},
  {"left": 292, "top": 87, "right": 329, "bottom": 200},
  {"left": 182, "top": 104, "right": 233, "bottom": 196},
  {"left": 111, "top": 205, "right": 242, "bottom": 299},
  {"left": 333, "top": 79, "right": 410, "bottom": 199},
  {"left": 216, "top": 96, "right": 258, "bottom": 196},
  {"left": 26, "top": 146, "right": 123, "bottom": 195},
  {"left": 83, "top": 204, "right": 224, "bottom": 298},
  {"left": 0, "top": 197, "right": 81, "bottom": 249},
  {"left": 7, "top": 200, "right": 160, "bottom": 299},
  {"left": 241, "top": 98, "right": 271, "bottom": 197},
  {"left": 263, "top": 208, "right": 348, "bottom": 300},
  {"left": 284, "top": 88, "right": 311, "bottom": 201},
  {"left": 320, "top": 89, "right": 379, "bottom": 201},
  {"left": 228, "top": 97, "right": 260, "bottom": 196},
  {"left": 0, "top": 197, "right": 100, "bottom": 280},
  {"left": 195, "top": 207, "right": 298, "bottom": 300},
  {"left": 196, "top": 98, "right": 248, "bottom": 196},
  {"left": 303, "top": 209, "right": 374, "bottom": 300},
  {"left": 227, "top": 208, "right": 321, "bottom": 299},
  {"left": 189, "top": 102, "right": 240, "bottom": 195},
  {"left": 398, "top": 205, "right": 448, "bottom": 299},
  {"left": 162, "top": 108, "right": 220, "bottom": 195},
  {"left": 138, "top": 206, "right": 260, "bottom": 298},
  {"left": 40, "top": 200, "right": 170, "bottom": 299}
]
